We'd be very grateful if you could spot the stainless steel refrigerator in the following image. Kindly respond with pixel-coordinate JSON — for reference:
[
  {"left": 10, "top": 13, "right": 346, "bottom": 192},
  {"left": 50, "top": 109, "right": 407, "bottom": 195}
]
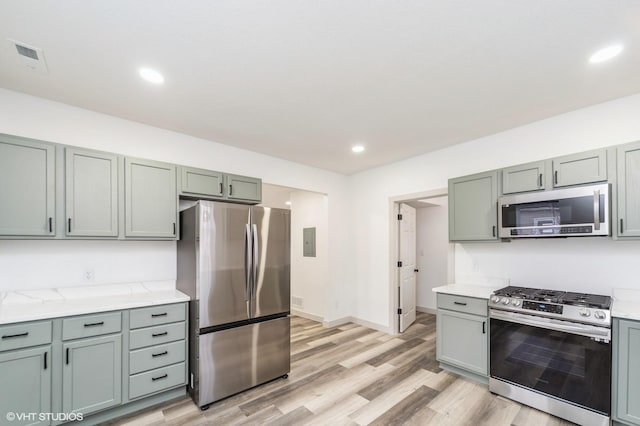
[{"left": 177, "top": 200, "right": 290, "bottom": 409}]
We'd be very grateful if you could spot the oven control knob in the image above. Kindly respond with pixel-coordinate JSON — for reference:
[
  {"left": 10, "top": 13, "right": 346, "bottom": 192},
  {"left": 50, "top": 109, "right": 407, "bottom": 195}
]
[
  {"left": 594, "top": 310, "right": 606, "bottom": 320},
  {"left": 512, "top": 299, "right": 521, "bottom": 307},
  {"left": 578, "top": 308, "right": 591, "bottom": 317},
  {"left": 501, "top": 297, "right": 510, "bottom": 305},
  {"left": 491, "top": 296, "right": 501, "bottom": 304}
]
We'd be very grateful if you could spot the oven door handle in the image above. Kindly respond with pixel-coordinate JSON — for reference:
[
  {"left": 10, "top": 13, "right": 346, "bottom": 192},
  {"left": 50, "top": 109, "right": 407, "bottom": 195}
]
[{"left": 490, "top": 309, "right": 611, "bottom": 341}]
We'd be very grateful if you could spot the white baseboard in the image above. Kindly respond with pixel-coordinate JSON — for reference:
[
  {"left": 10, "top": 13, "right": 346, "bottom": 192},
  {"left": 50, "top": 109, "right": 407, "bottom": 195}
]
[
  {"left": 323, "top": 316, "right": 392, "bottom": 334},
  {"left": 416, "top": 306, "right": 437, "bottom": 315},
  {"left": 291, "top": 309, "right": 324, "bottom": 323}
]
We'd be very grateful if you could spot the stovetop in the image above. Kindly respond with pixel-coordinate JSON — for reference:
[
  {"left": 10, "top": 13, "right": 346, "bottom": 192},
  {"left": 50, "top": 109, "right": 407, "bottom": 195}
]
[
  {"left": 493, "top": 286, "right": 611, "bottom": 309},
  {"left": 489, "top": 285, "right": 612, "bottom": 327}
]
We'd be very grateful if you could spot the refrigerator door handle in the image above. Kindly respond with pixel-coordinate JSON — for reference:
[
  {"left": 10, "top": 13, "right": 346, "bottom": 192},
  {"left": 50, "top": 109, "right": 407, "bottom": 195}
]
[
  {"left": 252, "top": 223, "right": 259, "bottom": 301},
  {"left": 244, "top": 224, "right": 252, "bottom": 317}
]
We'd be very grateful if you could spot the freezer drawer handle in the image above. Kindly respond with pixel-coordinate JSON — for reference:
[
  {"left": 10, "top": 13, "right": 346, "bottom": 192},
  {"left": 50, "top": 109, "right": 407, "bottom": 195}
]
[
  {"left": 152, "top": 332, "right": 168, "bottom": 337},
  {"left": 152, "top": 351, "right": 168, "bottom": 358},
  {"left": 151, "top": 313, "right": 168, "bottom": 318},
  {"left": 2, "top": 332, "right": 29, "bottom": 339},
  {"left": 84, "top": 321, "right": 104, "bottom": 327},
  {"left": 152, "top": 374, "right": 168, "bottom": 381}
]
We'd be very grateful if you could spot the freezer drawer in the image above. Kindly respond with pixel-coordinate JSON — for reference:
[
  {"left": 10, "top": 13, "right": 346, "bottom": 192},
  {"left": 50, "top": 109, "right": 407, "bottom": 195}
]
[{"left": 196, "top": 316, "right": 290, "bottom": 406}]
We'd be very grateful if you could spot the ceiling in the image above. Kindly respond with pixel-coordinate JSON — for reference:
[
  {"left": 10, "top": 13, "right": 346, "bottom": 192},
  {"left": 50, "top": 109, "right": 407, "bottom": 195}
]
[{"left": 1, "top": 1, "right": 639, "bottom": 175}]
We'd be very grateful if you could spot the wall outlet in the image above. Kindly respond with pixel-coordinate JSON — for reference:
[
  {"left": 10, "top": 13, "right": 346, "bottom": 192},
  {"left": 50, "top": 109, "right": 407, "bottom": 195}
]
[{"left": 83, "top": 269, "right": 95, "bottom": 282}]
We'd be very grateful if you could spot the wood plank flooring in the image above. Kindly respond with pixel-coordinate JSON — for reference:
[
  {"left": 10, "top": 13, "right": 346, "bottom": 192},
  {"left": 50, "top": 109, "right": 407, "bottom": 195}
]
[{"left": 108, "top": 313, "right": 575, "bottom": 426}]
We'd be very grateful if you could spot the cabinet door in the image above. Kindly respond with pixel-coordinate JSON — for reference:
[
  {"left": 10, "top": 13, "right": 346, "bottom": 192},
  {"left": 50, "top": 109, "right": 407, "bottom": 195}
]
[
  {"left": 501, "top": 161, "right": 545, "bottom": 194},
  {"left": 0, "top": 136, "right": 55, "bottom": 236},
  {"left": 552, "top": 149, "right": 607, "bottom": 187},
  {"left": 436, "top": 309, "right": 487, "bottom": 376},
  {"left": 224, "top": 174, "right": 262, "bottom": 203},
  {"left": 125, "top": 158, "right": 177, "bottom": 238},
  {"left": 0, "top": 346, "right": 51, "bottom": 426},
  {"left": 448, "top": 171, "right": 498, "bottom": 241},
  {"left": 617, "top": 142, "right": 640, "bottom": 238},
  {"left": 180, "top": 166, "right": 224, "bottom": 198},
  {"left": 63, "top": 334, "right": 122, "bottom": 416},
  {"left": 65, "top": 148, "right": 118, "bottom": 237},
  {"left": 614, "top": 319, "right": 640, "bottom": 425}
]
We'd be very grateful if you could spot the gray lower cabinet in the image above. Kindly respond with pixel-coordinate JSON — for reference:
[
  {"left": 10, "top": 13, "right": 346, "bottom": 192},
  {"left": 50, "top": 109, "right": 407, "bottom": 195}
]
[
  {"left": 65, "top": 148, "right": 119, "bottom": 237},
  {"left": 613, "top": 318, "right": 640, "bottom": 425},
  {"left": 0, "top": 346, "right": 52, "bottom": 426},
  {"left": 436, "top": 294, "right": 488, "bottom": 379},
  {"left": 501, "top": 160, "right": 545, "bottom": 194},
  {"left": 617, "top": 141, "right": 640, "bottom": 238},
  {"left": 552, "top": 148, "right": 607, "bottom": 188},
  {"left": 62, "top": 334, "right": 122, "bottom": 416},
  {"left": 448, "top": 171, "right": 498, "bottom": 241},
  {"left": 125, "top": 157, "right": 177, "bottom": 239},
  {"left": 179, "top": 166, "right": 224, "bottom": 199},
  {"left": 224, "top": 173, "right": 262, "bottom": 203},
  {"left": 0, "top": 135, "right": 56, "bottom": 237}
]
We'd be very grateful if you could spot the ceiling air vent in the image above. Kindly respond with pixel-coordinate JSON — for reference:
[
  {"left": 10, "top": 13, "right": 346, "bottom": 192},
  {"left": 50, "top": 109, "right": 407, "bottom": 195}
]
[{"left": 8, "top": 39, "right": 49, "bottom": 73}]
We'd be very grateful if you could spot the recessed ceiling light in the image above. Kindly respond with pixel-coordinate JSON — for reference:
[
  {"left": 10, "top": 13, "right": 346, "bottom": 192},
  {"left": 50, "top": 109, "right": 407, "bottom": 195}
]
[
  {"left": 352, "top": 145, "right": 365, "bottom": 153},
  {"left": 139, "top": 67, "right": 164, "bottom": 84},
  {"left": 589, "top": 44, "right": 624, "bottom": 64},
  {"left": 285, "top": 201, "right": 292, "bottom": 206}
]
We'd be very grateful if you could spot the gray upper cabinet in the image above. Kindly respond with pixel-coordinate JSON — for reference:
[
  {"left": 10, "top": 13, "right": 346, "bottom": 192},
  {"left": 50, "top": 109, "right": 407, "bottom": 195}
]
[
  {"left": 617, "top": 141, "right": 640, "bottom": 238},
  {"left": 125, "top": 158, "right": 177, "bottom": 239},
  {"left": 449, "top": 171, "right": 498, "bottom": 241},
  {"left": 552, "top": 149, "right": 607, "bottom": 188},
  {"left": 180, "top": 166, "right": 224, "bottom": 199},
  {"left": 501, "top": 161, "right": 545, "bottom": 194},
  {"left": 65, "top": 148, "right": 118, "bottom": 237},
  {"left": 0, "top": 135, "right": 56, "bottom": 237},
  {"left": 613, "top": 318, "right": 640, "bottom": 425},
  {"left": 225, "top": 174, "right": 262, "bottom": 203},
  {"left": 62, "top": 334, "right": 122, "bottom": 416},
  {"left": 0, "top": 346, "right": 51, "bottom": 426}
]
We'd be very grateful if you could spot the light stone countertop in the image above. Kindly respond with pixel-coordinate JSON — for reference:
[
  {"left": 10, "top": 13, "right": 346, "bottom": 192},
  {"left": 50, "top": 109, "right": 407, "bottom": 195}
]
[
  {"left": 612, "top": 288, "right": 640, "bottom": 321},
  {"left": 0, "top": 281, "right": 190, "bottom": 325},
  {"left": 432, "top": 284, "right": 502, "bottom": 300}
]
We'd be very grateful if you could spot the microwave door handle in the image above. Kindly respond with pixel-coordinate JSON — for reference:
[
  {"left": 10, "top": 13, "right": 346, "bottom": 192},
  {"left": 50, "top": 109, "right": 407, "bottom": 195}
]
[{"left": 593, "top": 190, "right": 600, "bottom": 231}]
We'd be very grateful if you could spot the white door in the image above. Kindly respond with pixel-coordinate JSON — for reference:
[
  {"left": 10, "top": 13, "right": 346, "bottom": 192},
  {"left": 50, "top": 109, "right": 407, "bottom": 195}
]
[{"left": 398, "top": 203, "right": 417, "bottom": 332}]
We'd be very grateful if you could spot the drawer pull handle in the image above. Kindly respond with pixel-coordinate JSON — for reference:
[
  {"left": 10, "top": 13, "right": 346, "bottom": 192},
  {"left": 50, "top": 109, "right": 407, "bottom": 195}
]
[
  {"left": 84, "top": 321, "right": 105, "bottom": 327},
  {"left": 44, "top": 352, "right": 48, "bottom": 370},
  {"left": 152, "top": 374, "right": 168, "bottom": 381},
  {"left": 152, "top": 332, "right": 168, "bottom": 338},
  {"left": 152, "top": 351, "right": 168, "bottom": 358},
  {"left": 453, "top": 302, "right": 467, "bottom": 306},
  {"left": 482, "top": 321, "right": 486, "bottom": 334},
  {"left": 2, "top": 332, "right": 29, "bottom": 339},
  {"left": 152, "top": 313, "right": 168, "bottom": 318},
  {"left": 66, "top": 348, "right": 70, "bottom": 365}
]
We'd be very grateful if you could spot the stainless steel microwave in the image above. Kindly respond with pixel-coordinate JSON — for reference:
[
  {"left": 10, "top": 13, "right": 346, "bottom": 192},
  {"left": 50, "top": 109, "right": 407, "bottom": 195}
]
[{"left": 498, "top": 183, "right": 610, "bottom": 238}]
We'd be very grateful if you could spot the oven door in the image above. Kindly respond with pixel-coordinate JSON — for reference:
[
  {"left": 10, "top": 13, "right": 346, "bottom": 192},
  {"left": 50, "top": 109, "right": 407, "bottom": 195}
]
[{"left": 490, "top": 309, "right": 611, "bottom": 415}]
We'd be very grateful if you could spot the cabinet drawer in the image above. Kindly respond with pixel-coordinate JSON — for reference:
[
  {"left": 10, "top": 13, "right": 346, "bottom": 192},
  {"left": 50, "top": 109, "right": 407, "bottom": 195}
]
[
  {"left": 129, "top": 340, "right": 186, "bottom": 375},
  {"left": 129, "top": 362, "right": 186, "bottom": 400},
  {"left": 63, "top": 312, "right": 122, "bottom": 341},
  {"left": 0, "top": 321, "right": 52, "bottom": 352},
  {"left": 129, "top": 322, "right": 186, "bottom": 350},
  {"left": 437, "top": 294, "right": 487, "bottom": 316},
  {"left": 130, "top": 303, "right": 186, "bottom": 329}
]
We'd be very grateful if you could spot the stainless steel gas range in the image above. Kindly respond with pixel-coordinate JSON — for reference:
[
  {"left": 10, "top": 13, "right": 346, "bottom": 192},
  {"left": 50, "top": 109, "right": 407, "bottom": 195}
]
[{"left": 488, "top": 286, "right": 612, "bottom": 426}]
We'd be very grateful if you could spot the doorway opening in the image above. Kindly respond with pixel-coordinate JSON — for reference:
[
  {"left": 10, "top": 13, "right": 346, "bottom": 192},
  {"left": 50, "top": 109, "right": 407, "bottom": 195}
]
[{"left": 390, "top": 190, "right": 453, "bottom": 334}]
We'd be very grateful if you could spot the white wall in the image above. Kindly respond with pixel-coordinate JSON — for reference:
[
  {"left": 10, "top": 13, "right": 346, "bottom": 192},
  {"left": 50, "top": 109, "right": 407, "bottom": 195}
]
[
  {"left": 290, "top": 191, "right": 328, "bottom": 319},
  {"left": 0, "top": 89, "right": 354, "bottom": 321},
  {"left": 350, "top": 93, "right": 640, "bottom": 328},
  {"left": 416, "top": 201, "right": 450, "bottom": 311}
]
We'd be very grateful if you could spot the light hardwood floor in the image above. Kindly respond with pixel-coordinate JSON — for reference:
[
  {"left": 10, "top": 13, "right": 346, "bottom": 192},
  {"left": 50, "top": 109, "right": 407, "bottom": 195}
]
[{"left": 108, "top": 313, "right": 574, "bottom": 425}]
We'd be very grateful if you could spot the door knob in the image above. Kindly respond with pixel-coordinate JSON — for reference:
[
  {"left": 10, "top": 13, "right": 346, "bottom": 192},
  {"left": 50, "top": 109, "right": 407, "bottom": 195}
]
[{"left": 414, "top": 269, "right": 419, "bottom": 272}]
